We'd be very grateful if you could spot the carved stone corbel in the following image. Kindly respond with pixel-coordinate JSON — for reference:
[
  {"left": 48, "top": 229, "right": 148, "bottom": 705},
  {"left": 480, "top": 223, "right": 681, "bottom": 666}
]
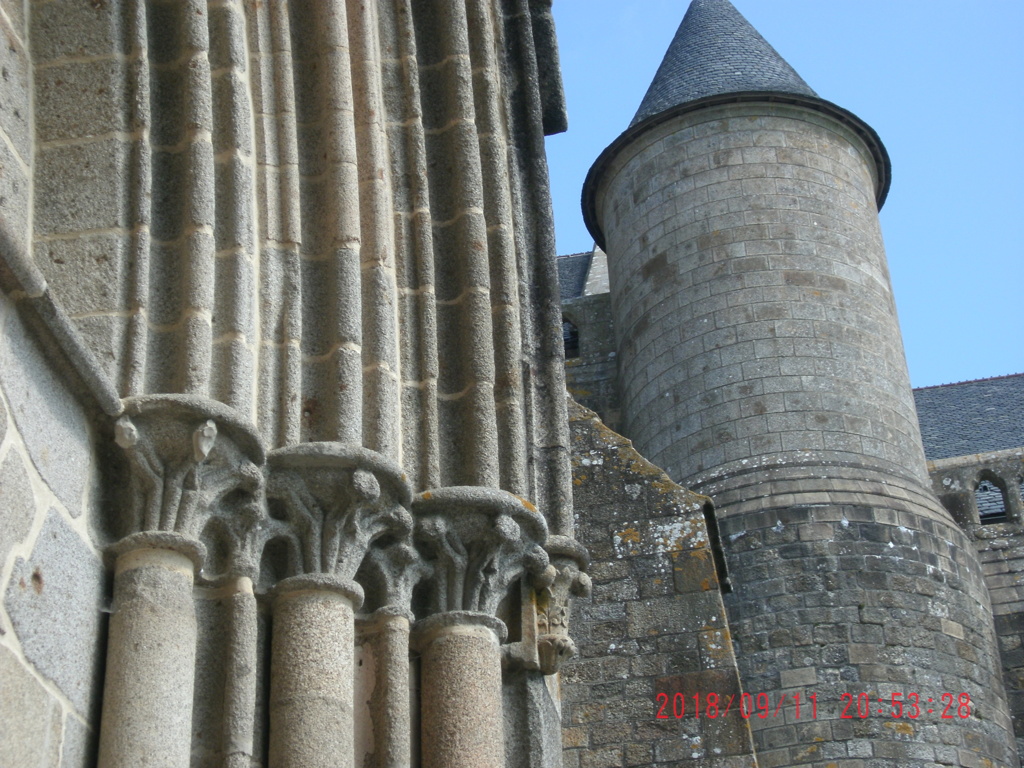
[{"left": 536, "top": 535, "right": 591, "bottom": 675}]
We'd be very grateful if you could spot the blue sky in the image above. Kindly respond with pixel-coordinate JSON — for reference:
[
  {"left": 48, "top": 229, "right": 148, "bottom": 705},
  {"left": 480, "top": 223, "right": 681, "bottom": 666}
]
[{"left": 544, "top": 0, "right": 1023, "bottom": 388}]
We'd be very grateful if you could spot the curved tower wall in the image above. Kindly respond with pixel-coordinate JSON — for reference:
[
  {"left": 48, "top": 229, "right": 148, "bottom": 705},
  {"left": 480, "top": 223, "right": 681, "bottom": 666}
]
[
  {"left": 598, "top": 103, "right": 925, "bottom": 491},
  {"left": 591, "top": 102, "right": 1019, "bottom": 766}
]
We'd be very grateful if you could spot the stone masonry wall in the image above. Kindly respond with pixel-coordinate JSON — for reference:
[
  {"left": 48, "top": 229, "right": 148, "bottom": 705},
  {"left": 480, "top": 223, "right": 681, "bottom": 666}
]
[
  {"left": 561, "top": 399, "right": 756, "bottom": 768},
  {"left": 929, "top": 449, "right": 1024, "bottom": 758},
  {"left": 596, "top": 103, "right": 929, "bottom": 491},
  {"left": 0, "top": 288, "right": 106, "bottom": 768},
  {"left": 563, "top": 293, "right": 621, "bottom": 433}
]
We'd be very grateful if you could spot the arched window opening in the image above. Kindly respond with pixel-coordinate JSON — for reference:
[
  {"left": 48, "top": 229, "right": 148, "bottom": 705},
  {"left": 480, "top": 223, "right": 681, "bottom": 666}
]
[
  {"left": 976, "top": 478, "right": 1009, "bottom": 524},
  {"left": 562, "top": 318, "right": 580, "bottom": 359}
]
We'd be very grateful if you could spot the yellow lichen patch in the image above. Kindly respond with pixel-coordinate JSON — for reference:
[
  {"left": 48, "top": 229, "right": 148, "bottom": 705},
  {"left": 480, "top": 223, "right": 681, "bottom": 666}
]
[
  {"left": 617, "top": 527, "right": 641, "bottom": 545},
  {"left": 793, "top": 744, "right": 820, "bottom": 760},
  {"left": 883, "top": 721, "right": 915, "bottom": 737},
  {"left": 573, "top": 475, "right": 585, "bottom": 486},
  {"left": 513, "top": 495, "right": 537, "bottom": 513},
  {"left": 422, "top": 491, "right": 432, "bottom": 500}
]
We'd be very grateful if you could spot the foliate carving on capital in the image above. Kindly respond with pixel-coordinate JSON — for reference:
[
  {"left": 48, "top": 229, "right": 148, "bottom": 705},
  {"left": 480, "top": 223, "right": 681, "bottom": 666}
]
[
  {"left": 536, "top": 535, "right": 591, "bottom": 674},
  {"left": 113, "top": 395, "right": 267, "bottom": 579},
  {"left": 412, "top": 487, "right": 550, "bottom": 617},
  {"left": 265, "top": 444, "right": 414, "bottom": 583}
]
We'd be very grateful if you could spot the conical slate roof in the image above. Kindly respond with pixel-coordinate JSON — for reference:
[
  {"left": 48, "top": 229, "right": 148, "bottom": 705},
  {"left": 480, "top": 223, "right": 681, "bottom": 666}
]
[{"left": 631, "top": 0, "right": 817, "bottom": 126}]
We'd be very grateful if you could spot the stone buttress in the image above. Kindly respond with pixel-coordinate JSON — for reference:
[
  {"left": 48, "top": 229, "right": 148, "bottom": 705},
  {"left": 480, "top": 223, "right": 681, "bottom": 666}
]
[{"left": 581, "top": 0, "right": 1017, "bottom": 765}]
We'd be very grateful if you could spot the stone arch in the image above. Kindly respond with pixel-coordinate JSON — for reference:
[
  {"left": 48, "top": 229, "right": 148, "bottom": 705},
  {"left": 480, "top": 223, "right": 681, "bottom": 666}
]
[{"left": 975, "top": 470, "right": 1010, "bottom": 523}]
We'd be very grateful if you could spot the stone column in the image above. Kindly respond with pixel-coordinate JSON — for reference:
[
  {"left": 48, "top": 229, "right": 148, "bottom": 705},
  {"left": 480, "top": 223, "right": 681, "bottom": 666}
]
[
  {"left": 98, "top": 533, "right": 204, "bottom": 768},
  {"left": 268, "top": 574, "right": 363, "bottom": 768},
  {"left": 265, "top": 443, "right": 414, "bottom": 768},
  {"left": 98, "top": 395, "right": 266, "bottom": 768},
  {"left": 221, "top": 576, "right": 259, "bottom": 768},
  {"left": 412, "top": 487, "right": 551, "bottom": 768},
  {"left": 357, "top": 539, "right": 430, "bottom": 768},
  {"left": 357, "top": 606, "right": 417, "bottom": 768},
  {"left": 418, "top": 612, "right": 507, "bottom": 768}
]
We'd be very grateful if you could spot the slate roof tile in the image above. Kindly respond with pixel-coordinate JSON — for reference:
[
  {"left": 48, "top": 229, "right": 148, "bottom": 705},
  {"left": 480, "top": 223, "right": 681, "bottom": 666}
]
[
  {"left": 913, "top": 374, "right": 1024, "bottom": 461},
  {"left": 632, "top": 0, "right": 817, "bottom": 127}
]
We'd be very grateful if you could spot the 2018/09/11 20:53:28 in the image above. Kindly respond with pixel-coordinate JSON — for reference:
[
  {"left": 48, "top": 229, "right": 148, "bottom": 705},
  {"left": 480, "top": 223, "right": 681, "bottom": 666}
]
[{"left": 654, "top": 692, "right": 974, "bottom": 720}]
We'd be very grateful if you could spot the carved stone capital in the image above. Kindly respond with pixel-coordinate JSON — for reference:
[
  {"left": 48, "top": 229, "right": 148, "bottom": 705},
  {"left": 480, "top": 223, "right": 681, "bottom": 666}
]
[
  {"left": 357, "top": 541, "right": 431, "bottom": 614},
  {"left": 412, "top": 487, "right": 549, "bottom": 617},
  {"left": 266, "top": 444, "right": 413, "bottom": 583},
  {"left": 535, "top": 535, "right": 591, "bottom": 674},
  {"left": 114, "top": 395, "right": 266, "bottom": 581}
]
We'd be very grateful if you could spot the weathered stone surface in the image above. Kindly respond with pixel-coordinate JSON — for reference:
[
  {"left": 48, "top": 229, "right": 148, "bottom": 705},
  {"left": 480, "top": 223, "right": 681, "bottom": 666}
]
[
  {"left": 0, "top": 295, "right": 94, "bottom": 517},
  {"left": 59, "top": 714, "right": 96, "bottom": 768},
  {"left": 0, "top": 386, "right": 7, "bottom": 444},
  {"left": 0, "top": 18, "right": 31, "bottom": 163},
  {"left": 34, "top": 57, "right": 127, "bottom": 142},
  {"left": 34, "top": 139, "right": 130, "bottom": 235},
  {"left": 0, "top": 644, "right": 64, "bottom": 767},
  {"left": 30, "top": 0, "right": 129, "bottom": 62},
  {"left": 563, "top": 398, "right": 756, "bottom": 767},
  {"left": 591, "top": 103, "right": 928, "bottom": 491},
  {"left": 0, "top": 448, "right": 35, "bottom": 564},
  {"left": 4, "top": 509, "right": 105, "bottom": 718}
]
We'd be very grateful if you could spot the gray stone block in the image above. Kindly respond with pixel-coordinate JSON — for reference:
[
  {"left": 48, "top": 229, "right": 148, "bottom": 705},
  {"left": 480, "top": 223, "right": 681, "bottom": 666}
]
[
  {"left": 0, "top": 27, "right": 31, "bottom": 162},
  {"left": 0, "top": 138, "right": 29, "bottom": 253},
  {"left": 4, "top": 509, "right": 106, "bottom": 719},
  {"left": 34, "top": 58, "right": 127, "bottom": 142},
  {"left": 30, "top": 0, "right": 129, "bottom": 61},
  {"left": 34, "top": 139, "right": 129, "bottom": 235},
  {"left": 0, "top": 295, "right": 95, "bottom": 517},
  {"left": 0, "top": 645, "right": 63, "bottom": 767},
  {"left": 34, "top": 232, "right": 129, "bottom": 317},
  {"left": 59, "top": 714, "right": 96, "bottom": 768},
  {"left": 0, "top": 448, "right": 35, "bottom": 564}
]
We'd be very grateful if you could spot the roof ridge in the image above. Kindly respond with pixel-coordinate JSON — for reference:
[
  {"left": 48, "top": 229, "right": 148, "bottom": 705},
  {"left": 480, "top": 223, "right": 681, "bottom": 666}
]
[{"left": 913, "top": 372, "right": 1024, "bottom": 391}]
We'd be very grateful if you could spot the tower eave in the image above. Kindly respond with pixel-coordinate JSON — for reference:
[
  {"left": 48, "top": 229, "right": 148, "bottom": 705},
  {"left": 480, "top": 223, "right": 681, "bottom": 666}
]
[{"left": 582, "top": 92, "right": 892, "bottom": 251}]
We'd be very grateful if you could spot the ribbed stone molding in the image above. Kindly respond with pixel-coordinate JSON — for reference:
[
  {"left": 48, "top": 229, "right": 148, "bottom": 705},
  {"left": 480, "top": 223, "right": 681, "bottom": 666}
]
[
  {"left": 416, "top": 612, "right": 509, "bottom": 768},
  {"left": 98, "top": 532, "right": 205, "bottom": 768},
  {"left": 268, "top": 574, "right": 364, "bottom": 768}
]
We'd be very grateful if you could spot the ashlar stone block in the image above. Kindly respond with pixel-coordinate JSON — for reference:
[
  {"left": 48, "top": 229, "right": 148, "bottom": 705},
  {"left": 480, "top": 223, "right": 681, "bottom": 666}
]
[
  {"left": 0, "top": 448, "right": 36, "bottom": 565},
  {"left": 4, "top": 509, "right": 106, "bottom": 719},
  {"left": 0, "top": 296, "right": 95, "bottom": 517},
  {"left": 0, "top": 645, "right": 63, "bottom": 767}
]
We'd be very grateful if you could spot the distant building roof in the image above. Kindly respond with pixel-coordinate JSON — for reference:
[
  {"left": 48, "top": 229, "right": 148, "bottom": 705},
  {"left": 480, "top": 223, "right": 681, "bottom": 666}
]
[
  {"left": 914, "top": 374, "right": 1024, "bottom": 461},
  {"left": 556, "top": 252, "right": 592, "bottom": 303},
  {"left": 631, "top": 0, "right": 817, "bottom": 127}
]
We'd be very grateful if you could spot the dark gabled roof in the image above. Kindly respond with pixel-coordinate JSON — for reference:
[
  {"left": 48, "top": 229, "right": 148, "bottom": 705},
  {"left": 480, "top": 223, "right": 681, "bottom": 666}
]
[
  {"left": 556, "top": 252, "right": 591, "bottom": 302},
  {"left": 631, "top": 0, "right": 817, "bottom": 127},
  {"left": 914, "top": 374, "right": 1024, "bottom": 461}
]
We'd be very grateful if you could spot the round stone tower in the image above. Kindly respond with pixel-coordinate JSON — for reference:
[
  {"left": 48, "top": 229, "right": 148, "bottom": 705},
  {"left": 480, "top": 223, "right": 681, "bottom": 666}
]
[{"left": 583, "top": 1, "right": 1017, "bottom": 765}]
